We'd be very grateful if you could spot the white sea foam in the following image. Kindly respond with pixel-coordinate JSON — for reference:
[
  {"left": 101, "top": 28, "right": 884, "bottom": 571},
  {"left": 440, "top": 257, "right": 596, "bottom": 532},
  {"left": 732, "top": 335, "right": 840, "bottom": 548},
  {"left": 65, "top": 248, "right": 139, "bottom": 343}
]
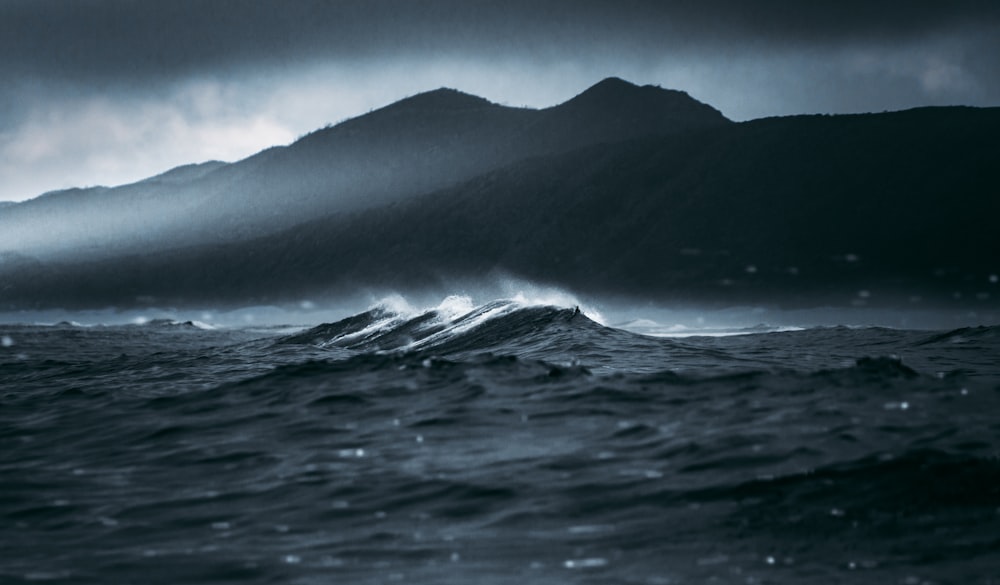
[
  {"left": 497, "top": 278, "right": 606, "bottom": 324},
  {"left": 325, "top": 314, "right": 406, "bottom": 347},
  {"left": 432, "top": 295, "right": 476, "bottom": 320},
  {"left": 372, "top": 293, "right": 418, "bottom": 318},
  {"left": 407, "top": 300, "right": 520, "bottom": 350},
  {"left": 355, "top": 286, "right": 602, "bottom": 351}
]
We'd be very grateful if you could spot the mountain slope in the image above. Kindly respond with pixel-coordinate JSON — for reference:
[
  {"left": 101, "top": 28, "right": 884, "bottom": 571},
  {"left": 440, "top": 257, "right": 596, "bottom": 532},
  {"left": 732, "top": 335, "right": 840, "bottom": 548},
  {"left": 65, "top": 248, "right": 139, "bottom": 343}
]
[{"left": 0, "top": 79, "right": 728, "bottom": 262}]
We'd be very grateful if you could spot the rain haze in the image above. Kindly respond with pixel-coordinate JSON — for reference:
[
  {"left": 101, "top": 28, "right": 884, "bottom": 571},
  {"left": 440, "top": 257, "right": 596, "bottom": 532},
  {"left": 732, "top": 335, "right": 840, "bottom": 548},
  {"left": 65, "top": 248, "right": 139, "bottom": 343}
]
[{"left": 2, "top": 0, "right": 999, "bottom": 202}]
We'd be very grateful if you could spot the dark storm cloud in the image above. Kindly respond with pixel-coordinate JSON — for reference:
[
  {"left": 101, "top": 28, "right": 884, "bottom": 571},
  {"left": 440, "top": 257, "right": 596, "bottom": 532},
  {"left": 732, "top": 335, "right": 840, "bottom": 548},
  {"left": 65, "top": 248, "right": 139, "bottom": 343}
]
[
  {"left": 630, "top": 0, "right": 1000, "bottom": 43},
  {"left": 3, "top": 0, "right": 998, "bottom": 85}
]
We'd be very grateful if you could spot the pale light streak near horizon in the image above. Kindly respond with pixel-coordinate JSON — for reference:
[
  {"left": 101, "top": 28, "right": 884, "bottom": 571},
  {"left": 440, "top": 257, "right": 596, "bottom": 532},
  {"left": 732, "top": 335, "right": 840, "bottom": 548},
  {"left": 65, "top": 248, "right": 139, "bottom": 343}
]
[{"left": 0, "top": 83, "right": 297, "bottom": 199}]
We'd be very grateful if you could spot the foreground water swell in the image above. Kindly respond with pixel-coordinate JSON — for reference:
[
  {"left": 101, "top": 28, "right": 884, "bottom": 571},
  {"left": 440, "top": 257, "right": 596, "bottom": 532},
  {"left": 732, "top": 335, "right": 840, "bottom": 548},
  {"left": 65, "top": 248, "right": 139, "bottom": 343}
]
[{"left": 2, "top": 304, "right": 1000, "bottom": 584}]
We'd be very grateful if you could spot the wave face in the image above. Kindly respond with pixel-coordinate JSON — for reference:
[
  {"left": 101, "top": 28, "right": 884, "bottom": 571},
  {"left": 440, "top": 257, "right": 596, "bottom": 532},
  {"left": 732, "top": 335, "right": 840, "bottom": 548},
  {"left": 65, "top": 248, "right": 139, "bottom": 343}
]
[
  {"left": 281, "top": 299, "right": 676, "bottom": 372},
  {"left": 3, "top": 300, "right": 1000, "bottom": 584}
]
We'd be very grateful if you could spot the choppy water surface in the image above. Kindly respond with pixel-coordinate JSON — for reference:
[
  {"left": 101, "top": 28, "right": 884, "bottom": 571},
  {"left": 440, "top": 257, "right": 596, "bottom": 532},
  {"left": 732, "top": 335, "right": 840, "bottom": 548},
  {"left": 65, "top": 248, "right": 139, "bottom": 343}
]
[{"left": 2, "top": 301, "right": 999, "bottom": 584}]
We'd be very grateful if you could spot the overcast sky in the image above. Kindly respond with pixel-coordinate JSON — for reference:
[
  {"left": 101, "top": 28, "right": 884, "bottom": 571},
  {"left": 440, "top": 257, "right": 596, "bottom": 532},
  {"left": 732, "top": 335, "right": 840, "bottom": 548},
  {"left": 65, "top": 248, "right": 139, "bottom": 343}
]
[{"left": 2, "top": 0, "right": 998, "bottom": 202}]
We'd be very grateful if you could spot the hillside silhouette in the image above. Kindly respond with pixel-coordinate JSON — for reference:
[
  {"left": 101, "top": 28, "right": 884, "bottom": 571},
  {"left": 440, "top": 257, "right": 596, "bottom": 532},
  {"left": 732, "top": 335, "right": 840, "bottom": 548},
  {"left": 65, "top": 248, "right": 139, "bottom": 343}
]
[
  {"left": 0, "top": 80, "right": 998, "bottom": 311},
  {"left": 0, "top": 78, "right": 727, "bottom": 261}
]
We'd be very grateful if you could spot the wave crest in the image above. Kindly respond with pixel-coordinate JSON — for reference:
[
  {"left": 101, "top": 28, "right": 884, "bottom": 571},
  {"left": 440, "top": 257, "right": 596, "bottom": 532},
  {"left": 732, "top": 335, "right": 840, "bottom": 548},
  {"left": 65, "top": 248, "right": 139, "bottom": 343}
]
[{"left": 281, "top": 297, "right": 607, "bottom": 355}]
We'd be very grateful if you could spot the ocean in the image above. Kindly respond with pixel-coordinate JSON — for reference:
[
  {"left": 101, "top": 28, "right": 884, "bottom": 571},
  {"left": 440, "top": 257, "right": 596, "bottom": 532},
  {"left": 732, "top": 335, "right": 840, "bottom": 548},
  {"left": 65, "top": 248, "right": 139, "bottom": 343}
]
[{"left": 2, "top": 297, "right": 999, "bottom": 584}]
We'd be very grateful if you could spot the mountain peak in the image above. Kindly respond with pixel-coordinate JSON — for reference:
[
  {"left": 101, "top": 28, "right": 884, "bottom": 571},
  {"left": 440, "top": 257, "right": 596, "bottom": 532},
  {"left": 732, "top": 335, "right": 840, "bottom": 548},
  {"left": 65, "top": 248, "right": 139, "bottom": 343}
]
[
  {"left": 558, "top": 77, "right": 730, "bottom": 124},
  {"left": 588, "top": 76, "right": 640, "bottom": 92},
  {"left": 568, "top": 78, "right": 692, "bottom": 108},
  {"left": 390, "top": 87, "right": 494, "bottom": 111}
]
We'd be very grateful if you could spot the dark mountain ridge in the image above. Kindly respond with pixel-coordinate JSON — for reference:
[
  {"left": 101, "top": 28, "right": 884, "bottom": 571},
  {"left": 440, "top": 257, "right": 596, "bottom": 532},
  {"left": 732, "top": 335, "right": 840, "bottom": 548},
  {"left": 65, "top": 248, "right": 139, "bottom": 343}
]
[
  {"left": 0, "top": 81, "right": 997, "bottom": 312},
  {"left": 0, "top": 79, "right": 727, "bottom": 261}
]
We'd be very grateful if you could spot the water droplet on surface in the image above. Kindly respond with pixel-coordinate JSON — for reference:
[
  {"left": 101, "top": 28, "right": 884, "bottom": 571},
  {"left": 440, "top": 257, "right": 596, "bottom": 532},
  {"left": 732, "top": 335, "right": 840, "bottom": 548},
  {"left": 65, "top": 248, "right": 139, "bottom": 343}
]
[
  {"left": 0, "top": 335, "right": 13, "bottom": 347},
  {"left": 283, "top": 555, "right": 301, "bottom": 564}
]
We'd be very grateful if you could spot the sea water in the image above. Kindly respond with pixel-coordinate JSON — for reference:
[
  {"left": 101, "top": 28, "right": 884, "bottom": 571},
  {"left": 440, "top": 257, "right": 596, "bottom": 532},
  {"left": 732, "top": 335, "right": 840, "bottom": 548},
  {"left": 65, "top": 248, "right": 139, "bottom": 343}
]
[{"left": 2, "top": 299, "right": 999, "bottom": 584}]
